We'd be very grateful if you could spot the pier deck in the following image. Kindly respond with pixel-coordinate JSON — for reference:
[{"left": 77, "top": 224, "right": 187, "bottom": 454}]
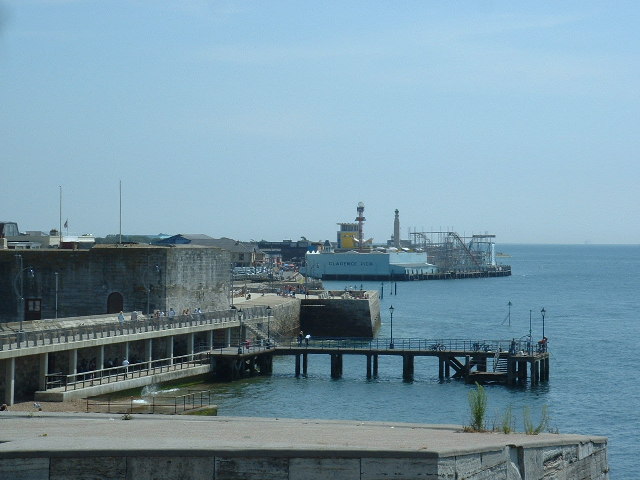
[{"left": 274, "top": 337, "right": 549, "bottom": 385}]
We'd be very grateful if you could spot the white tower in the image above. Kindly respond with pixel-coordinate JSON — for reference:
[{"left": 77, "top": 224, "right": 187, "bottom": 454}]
[{"left": 394, "top": 209, "right": 400, "bottom": 248}]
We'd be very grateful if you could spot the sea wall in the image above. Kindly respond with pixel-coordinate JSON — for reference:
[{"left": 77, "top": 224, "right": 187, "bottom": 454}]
[
  {"left": 300, "top": 291, "right": 380, "bottom": 338},
  {"left": 0, "top": 415, "right": 609, "bottom": 480}
]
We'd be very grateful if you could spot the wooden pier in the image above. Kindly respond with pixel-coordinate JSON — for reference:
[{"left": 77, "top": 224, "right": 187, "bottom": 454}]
[{"left": 265, "top": 337, "right": 549, "bottom": 385}]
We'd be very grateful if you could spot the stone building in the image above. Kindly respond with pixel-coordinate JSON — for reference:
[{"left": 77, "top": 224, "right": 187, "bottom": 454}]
[{"left": 0, "top": 244, "right": 231, "bottom": 323}]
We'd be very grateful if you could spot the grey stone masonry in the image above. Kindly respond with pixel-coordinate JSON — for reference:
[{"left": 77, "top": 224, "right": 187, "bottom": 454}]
[{"left": 0, "top": 414, "right": 608, "bottom": 480}]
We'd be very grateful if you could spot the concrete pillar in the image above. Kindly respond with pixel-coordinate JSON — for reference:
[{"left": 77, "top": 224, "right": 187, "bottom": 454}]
[
  {"left": 402, "top": 354, "right": 414, "bottom": 381},
  {"left": 97, "top": 346, "right": 105, "bottom": 371},
  {"left": 187, "top": 333, "right": 194, "bottom": 358},
  {"left": 123, "top": 342, "right": 129, "bottom": 362},
  {"left": 69, "top": 349, "right": 78, "bottom": 376},
  {"left": 544, "top": 356, "right": 550, "bottom": 381},
  {"left": 4, "top": 358, "right": 15, "bottom": 406},
  {"left": 225, "top": 328, "right": 232, "bottom": 348},
  {"left": 168, "top": 336, "right": 174, "bottom": 365},
  {"left": 208, "top": 330, "right": 214, "bottom": 350},
  {"left": 518, "top": 360, "right": 527, "bottom": 381},
  {"left": 330, "top": 354, "right": 343, "bottom": 379},
  {"left": 507, "top": 358, "right": 516, "bottom": 385},
  {"left": 38, "top": 353, "right": 49, "bottom": 391},
  {"left": 145, "top": 338, "right": 153, "bottom": 370}
]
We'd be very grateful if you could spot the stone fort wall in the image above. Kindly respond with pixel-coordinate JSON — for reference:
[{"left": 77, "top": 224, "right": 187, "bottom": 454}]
[{"left": 0, "top": 246, "right": 230, "bottom": 323}]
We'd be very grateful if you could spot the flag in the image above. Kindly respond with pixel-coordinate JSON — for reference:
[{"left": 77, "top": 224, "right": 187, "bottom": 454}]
[{"left": 64, "top": 219, "right": 68, "bottom": 229}]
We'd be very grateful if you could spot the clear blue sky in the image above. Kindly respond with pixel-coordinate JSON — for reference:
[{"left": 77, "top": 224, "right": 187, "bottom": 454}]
[{"left": 2, "top": 1, "right": 638, "bottom": 244}]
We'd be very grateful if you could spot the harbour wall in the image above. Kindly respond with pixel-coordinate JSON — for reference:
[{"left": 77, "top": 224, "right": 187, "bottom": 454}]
[
  {"left": 0, "top": 415, "right": 609, "bottom": 480},
  {"left": 300, "top": 290, "right": 380, "bottom": 338}
]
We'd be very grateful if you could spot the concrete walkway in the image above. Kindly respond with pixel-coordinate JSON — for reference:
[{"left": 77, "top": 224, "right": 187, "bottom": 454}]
[{"left": 0, "top": 414, "right": 608, "bottom": 479}]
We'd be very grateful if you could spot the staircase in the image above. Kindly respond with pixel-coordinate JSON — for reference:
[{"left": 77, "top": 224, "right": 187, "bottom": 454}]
[{"left": 493, "top": 352, "right": 509, "bottom": 373}]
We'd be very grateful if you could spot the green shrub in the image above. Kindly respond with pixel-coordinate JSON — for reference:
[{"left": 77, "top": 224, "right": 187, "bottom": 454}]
[
  {"left": 523, "top": 405, "right": 549, "bottom": 434},
  {"left": 500, "top": 404, "right": 514, "bottom": 434},
  {"left": 467, "top": 383, "right": 487, "bottom": 432}
]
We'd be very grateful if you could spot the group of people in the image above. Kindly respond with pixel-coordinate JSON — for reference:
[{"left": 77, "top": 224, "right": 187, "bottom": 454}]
[
  {"left": 117, "top": 307, "right": 206, "bottom": 325},
  {"left": 279, "top": 285, "right": 308, "bottom": 297},
  {"left": 297, "top": 331, "right": 311, "bottom": 346}
]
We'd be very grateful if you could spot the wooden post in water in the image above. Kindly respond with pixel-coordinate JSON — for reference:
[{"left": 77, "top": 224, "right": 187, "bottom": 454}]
[
  {"left": 366, "top": 354, "right": 372, "bottom": 379},
  {"left": 302, "top": 353, "right": 308, "bottom": 377},
  {"left": 373, "top": 355, "right": 378, "bottom": 377},
  {"left": 295, "top": 354, "right": 301, "bottom": 377}
]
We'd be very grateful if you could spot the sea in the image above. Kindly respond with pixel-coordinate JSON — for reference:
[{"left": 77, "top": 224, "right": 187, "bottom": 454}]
[{"left": 147, "top": 245, "right": 640, "bottom": 478}]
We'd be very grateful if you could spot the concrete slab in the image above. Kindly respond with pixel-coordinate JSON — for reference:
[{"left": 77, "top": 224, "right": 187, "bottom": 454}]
[{"left": 0, "top": 414, "right": 609, "bottom": 479}]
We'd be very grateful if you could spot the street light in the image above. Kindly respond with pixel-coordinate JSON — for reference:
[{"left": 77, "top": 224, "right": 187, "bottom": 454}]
[
  {"left": 146, "top": 264, "right": 160, "bottom": 315},
  {"left": 54, "top": 272, "right": 59, "bottom": 320},
  {"left": 541, "top": 307, "right": 546, "bottom": 339},
  {"left": 266, "top": 305, "right": 272, "bottom": 346},
  {"left": 237, "top": 309, "right": 244, "bottom": 354},
  {"left": 13, "top": 254, "right": 35, "bottom": 335},
  {"left": 389, "top": 305, "right": 394, "bottom": 349},
  {"left": 528, "top": 309, "right": 532, "bottom": 354}
]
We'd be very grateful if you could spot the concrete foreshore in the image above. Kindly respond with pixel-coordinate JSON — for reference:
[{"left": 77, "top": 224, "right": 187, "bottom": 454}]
[{"left": 0, "top": 413, "right": 608, "bottom": 479}]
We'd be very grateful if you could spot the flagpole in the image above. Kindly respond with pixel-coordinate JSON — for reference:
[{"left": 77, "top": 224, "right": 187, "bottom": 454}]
[
  {"left": 119, "top": 180, "right": 122, "bottom": 244},
  {"left": 59, "top": 186, "right": 62, "bottom": 247}
]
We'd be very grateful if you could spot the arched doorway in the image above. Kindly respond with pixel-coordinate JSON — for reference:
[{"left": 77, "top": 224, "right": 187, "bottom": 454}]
[{"left": 107, "top": 292, "right": 124, "bottom": 314}]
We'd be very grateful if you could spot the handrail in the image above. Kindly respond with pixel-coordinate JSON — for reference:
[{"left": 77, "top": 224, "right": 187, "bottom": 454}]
[
  {"left": 45, "top": 352, "right": 213, "bottom": 391},
  {"left": 86, "top": 389, "right": 215, "bottom": 414},
  {"left": 0, "top": 306, "right": 272, "bottom": 351},
  {"left": 275, "top": 337, "right": 544, "bottom": 355}
]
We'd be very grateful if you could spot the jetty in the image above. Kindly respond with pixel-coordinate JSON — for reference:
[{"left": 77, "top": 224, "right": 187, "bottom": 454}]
[{"left": 274, "top": 337, "right": 548, "bottom": 385}]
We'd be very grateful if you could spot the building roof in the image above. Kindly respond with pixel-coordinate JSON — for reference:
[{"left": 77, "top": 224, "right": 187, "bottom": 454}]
[{"left": 156, "top": 235, "right": 258, "bottom": 254}]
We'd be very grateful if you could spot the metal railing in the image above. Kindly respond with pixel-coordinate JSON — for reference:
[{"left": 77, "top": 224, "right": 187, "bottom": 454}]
[
  {"left": 44, "top": 352, "right": 212, "bottom": 391},
  {"left": 86, "top": 389, "right": 215, "bottom": 414},
  {"left": 278, "top": 337, "right": 545, "bottom": 355},
  {"left": 0, "top": 305, "right": 272, "bottom": 351}
]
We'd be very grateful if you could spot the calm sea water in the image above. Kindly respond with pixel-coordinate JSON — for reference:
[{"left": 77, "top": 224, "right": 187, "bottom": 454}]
[{"left": 163, "top": 245, "right": 640, "bottom": 478}]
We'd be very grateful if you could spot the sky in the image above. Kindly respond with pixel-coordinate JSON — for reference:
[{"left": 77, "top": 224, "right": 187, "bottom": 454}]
[{"left": 1, "top": 1, "right": 638, "bottom": 245}]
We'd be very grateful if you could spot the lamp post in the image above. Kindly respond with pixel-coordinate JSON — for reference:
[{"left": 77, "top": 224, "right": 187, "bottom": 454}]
[
  {"left": 541, "top": 307, "right": 546, "bottom": 339},
  {"left": 13, "top": 254, "right": 35, "bottom": 336},
  {"left": 266, "top": 305, "right": 272, "bottom": 346},
  {"left": 528, "top": 309, "right": 532, "bottom": 354},
  {"left": 237, "top": 309, "right": 244, "bottom": 354},
  {"left": 54, "top": 272, "right": 59, "bottom": 320},
  {"left": 389, "top": 305, "right": 394, "bottom": 349},
  {"left": 146, "top": 264, "right": 160, "bottom": 315}
]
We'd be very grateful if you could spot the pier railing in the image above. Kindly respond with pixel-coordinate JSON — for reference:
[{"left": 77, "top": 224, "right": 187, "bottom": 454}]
[
  {"left": 86, "top": 389, "right": 215, "bottom": 415},
  {"left": 44, "top": 352, "right": 212, "bottom": 391},
  {"left": 0, "top": 305, "right": 272, "bottom": 351},
  {"left": 281, "top": 337, "right": 544, "bottom": 354}
]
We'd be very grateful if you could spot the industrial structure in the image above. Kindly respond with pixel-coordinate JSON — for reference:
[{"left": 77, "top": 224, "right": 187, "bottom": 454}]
[
  {"left": 409, "top": 231, "right": 499, "bottom": 274},
  {"left": 305, "top": 202, "right": 511, "bottom": 281}
]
